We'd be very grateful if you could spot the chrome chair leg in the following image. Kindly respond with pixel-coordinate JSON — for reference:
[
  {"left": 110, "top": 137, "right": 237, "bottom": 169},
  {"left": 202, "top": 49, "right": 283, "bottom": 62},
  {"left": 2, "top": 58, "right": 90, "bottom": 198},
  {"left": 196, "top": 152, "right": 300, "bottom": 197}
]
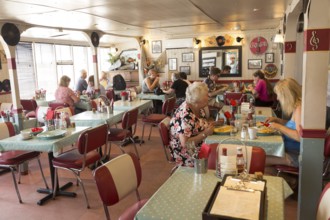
[
  {"left": 130, "top": 137, "right": 140, "bottom": 160},
  {"left": 52, "top": 168, "right": 58, "bottom": 200},
  {"left": 103, "top": 205, "right": 110, "bottom": 220},
  {"left": 148, "top": 124, "right": 153, "bottom": 140},
  {"left": 140, "top": 123, "right": 146, "bottom": 146},
  {"left": 10, "top": 167, "right": 22, "bottom": 203},
  {"left": 37, "top": 158, "right": 49, "bottom": 189},
  {"left": 73, "top": 172, "right": 90, "bottom": 209}
]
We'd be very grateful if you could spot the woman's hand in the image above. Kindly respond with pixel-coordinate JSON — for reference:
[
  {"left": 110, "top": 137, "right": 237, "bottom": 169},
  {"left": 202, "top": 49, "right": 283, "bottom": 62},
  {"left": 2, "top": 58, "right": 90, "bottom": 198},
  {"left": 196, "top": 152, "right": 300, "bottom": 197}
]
[
  {"left": 203, "top": 124, "right": 214, "bottom": 136},
  {"left": 268, "top": 122, "right": 281, "bottom": 131},
  {"left": 265, "top": 117, "right": 278, "bottom": 123}
]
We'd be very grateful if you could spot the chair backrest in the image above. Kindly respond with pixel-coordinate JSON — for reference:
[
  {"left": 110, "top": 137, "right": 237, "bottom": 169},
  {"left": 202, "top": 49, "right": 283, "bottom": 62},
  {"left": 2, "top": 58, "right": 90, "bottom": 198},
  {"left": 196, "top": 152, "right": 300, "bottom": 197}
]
[
  {"left": 105, "top": 89, "right": 115, "bottom": 101},
  {"left": 159, "top": 117, "right": 171, "bottom": 146},
  {"left": 317, "top": 182, "right": 330, "bottom": 220},
  {"left": 77, "top": 124, "right": 108, "bottom": 155},
  {"left": 93, "top": 153, "right": 142, "bottom": 206},
  {"left": 121, "top": 108, "right": 138, "bottom": 133},
  {"left": 162, "top": 97, "right": 176, "bottom": 115},
  {"left": 207, "top": 143, "right": 266, "bottom": 174},
  {"left": 0, "top": 102, "right": 13, "bottom": 112},
  {"left": 36, "top": 106, "right": 52, "bottom": 123},
  {"left": 48, "top": 102, "right": 69, "bottom": 110},
  {"left": 21, "top": 99, "right": 38, "bottom": 111},
  {"left": 54, "top": 106, "right": 74, "bottom": 117},
  {"left": 224, "top": 92, "right": 247, "bottom": 105},
  {"left": 0, "top": 122, "right": 16, "bottom": 140}
]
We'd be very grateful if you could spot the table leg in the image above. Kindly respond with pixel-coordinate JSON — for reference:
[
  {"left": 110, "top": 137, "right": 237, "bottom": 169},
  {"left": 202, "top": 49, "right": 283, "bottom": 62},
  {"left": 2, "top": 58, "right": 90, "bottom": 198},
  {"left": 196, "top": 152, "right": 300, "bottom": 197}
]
[{"left": 36, "top": 152, "right": 76, "bottom": 206}]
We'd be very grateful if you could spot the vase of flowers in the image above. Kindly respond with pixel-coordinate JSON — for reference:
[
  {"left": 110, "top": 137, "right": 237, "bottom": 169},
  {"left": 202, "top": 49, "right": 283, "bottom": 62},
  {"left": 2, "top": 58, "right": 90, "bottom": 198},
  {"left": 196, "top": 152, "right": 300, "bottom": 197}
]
[{"left": 121, "top": 91, "right": 128, "bottom": 101}]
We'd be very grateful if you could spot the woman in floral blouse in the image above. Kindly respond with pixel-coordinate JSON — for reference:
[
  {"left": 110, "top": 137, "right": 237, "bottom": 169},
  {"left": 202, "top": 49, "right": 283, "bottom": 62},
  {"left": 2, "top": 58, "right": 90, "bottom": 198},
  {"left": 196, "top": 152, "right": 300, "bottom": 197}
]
[{"left": 169, "top": 82, "right": 215, "bottom": 167}]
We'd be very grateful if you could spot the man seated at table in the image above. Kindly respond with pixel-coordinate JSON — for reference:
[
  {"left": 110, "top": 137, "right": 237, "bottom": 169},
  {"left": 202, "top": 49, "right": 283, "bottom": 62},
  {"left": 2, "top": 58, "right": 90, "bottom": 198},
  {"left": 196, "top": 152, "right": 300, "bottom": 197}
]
[
  {"left": 75, "top": 69, "right": 88, "bottom": 95},
  {"left": 85, "top": 75, "right": 106, "bottom": 97}
]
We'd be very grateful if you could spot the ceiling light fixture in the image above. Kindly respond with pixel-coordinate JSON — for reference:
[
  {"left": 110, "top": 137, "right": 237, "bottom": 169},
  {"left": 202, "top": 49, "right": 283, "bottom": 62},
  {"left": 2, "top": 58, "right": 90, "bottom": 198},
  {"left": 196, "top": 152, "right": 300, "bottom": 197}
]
[
  {"left": 273, "top": 30, "right": 284, "bottom": 43},
  {"left": 233, "top": 24, "right": 241, "bottom": 31}
]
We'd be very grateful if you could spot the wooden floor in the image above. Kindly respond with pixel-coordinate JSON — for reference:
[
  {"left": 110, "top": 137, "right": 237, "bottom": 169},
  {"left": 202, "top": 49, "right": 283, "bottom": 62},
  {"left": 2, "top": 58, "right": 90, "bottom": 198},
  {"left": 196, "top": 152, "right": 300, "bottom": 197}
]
[{"left": 0, "top": 118, "right": 298, "bottom": 220}]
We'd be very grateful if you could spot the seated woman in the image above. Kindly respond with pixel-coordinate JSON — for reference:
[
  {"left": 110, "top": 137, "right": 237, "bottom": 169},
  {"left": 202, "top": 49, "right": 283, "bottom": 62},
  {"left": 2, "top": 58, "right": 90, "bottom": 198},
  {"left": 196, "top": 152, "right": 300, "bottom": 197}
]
[
  {"left": 251, "top": 70, "right": 274, "bottom": 106},
  {"left": 142, "top": 69, "right": 162, "bottom": 113},
  {"left": 265, "top": 78, "right": 301, "bottom": 168},
  {"left": 169, "top": 82, "right": 217, "bottom": 167},
  {"left": 162, "top": 72, "right": 188, "bottom": 106},
  {"left": 99, "top": 71, "right": 110, "bottom": 89},
  {"left": 55, "top": 75, "right": 80, "bottom": 110}
]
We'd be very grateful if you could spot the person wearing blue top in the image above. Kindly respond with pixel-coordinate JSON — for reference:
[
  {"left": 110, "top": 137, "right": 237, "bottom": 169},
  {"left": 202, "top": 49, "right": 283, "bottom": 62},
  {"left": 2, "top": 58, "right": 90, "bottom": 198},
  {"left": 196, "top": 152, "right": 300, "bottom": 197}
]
[{"left": 265, "top": 78, "right": 302, "bottom": 168}]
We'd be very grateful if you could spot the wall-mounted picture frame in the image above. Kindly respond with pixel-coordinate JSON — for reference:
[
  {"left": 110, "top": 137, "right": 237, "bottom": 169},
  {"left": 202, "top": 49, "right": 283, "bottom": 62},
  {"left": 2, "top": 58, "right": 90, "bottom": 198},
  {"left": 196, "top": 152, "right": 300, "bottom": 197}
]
[
  {"left": 180, "top": 66, "right": 190, "bottom": 75},
  {"left": 152, "top": 40, "right": 162, "bottom": 53},
  {"left": 182, "top": 52, "right": 194, "bottom": 62},
  {"left": 168, "top": 58, "right": 177, "bottom": 71},
  {"left": 200, "top": 57, "right": 216, "bottom": 77},
  {"left": 248, "top": 59, "right": 262, "bottom": 69},
  {"left": 265, "top": 53, "right": 274, "bottom": 63}
]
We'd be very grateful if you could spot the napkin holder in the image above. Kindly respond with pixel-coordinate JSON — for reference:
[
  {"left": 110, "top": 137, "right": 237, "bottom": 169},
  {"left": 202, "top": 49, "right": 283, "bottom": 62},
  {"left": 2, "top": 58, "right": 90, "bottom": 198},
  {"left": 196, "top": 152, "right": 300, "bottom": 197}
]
[{"left": 202, "top": 175, "right": 266, "bottom": 220}]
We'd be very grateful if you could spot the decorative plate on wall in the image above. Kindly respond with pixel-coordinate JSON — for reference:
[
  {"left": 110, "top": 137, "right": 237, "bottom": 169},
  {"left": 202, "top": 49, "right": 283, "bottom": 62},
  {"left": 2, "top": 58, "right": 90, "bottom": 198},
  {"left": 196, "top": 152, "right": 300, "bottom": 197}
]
[
  {"left": 264, "top": 64, "right": 278, "bottom": 78},
  {"left": 250, "top": 36, "right": 268, "bottom": 55},
  {"left": 2, "top": 79, "right": 11, "bottom": 92}
]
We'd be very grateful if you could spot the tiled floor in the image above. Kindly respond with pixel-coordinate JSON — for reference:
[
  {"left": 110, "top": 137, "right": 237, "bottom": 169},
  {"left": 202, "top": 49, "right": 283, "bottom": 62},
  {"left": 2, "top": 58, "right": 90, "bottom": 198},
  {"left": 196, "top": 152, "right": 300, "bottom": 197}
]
[{"left": 0, "top": 119, "right": 297, "bottom": 219}]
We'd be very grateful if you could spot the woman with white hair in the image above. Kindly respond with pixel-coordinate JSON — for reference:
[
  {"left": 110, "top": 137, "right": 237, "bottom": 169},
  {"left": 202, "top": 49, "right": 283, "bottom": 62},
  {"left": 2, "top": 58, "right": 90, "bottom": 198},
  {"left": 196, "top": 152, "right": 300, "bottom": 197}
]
[{"left": 169, "top": 82, "right": 216, "bottom": 167}]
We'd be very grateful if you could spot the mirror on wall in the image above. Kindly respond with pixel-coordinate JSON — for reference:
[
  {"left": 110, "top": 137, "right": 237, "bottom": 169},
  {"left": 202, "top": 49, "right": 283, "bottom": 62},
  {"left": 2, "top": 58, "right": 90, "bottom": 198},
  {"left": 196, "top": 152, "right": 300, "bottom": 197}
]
[{"left": 199, "top": 46, "right": 242, "bottom": 77}]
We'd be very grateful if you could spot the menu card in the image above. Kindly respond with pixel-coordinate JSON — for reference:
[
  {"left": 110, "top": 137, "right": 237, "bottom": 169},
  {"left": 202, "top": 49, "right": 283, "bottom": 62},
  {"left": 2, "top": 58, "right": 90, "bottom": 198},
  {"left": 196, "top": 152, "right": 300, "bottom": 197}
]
[{"left": 207, "top": 176, "right": 265, "bottom": 220}]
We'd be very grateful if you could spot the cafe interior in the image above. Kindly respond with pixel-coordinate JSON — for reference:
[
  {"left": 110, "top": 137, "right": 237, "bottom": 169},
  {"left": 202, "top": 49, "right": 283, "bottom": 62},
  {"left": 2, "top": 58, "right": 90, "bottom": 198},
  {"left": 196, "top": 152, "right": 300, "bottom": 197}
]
[{"left": 0, "top": 0, "right": 329, "bottom": 219}]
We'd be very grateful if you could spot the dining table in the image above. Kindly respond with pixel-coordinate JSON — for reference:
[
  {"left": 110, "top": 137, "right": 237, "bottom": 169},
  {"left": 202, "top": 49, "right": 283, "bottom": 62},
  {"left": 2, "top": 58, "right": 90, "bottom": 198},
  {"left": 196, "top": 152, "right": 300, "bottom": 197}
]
[
  {"left": 113, "top": 99, "right": 152, "bottom": 113},
  {"left": 138, "top": 92, "right": 175, "bottom": 102},
  {"left": 135, "top": 166, "right": 293, "bottom": 220},
  {"left": 70, "top": 110, "right": 125, "bottom": 127},
  {"left": 0, "top": 126, "right": 90, "bottom": 205}
]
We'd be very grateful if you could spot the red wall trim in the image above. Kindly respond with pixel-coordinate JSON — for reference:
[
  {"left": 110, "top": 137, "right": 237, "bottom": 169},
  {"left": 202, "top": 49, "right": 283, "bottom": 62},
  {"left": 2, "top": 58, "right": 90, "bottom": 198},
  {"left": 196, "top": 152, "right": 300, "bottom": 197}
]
[
  {"left": 285, "top": 41, "right": 296, "bottom": 53},
  {"left": 7, "top": 58, "right": 16, "bottom": 70},
  {"left": 0, "top": 92, "right": 12, "bottom": 95},
  {"left": 299, "top": 125, "right": 327, "bottom": 138},
  {"left": 304, "top": 28, "right": 330, "bottom": 51},
  {"left": 93, "top": 55, "right": 97, "bottom": 63}
]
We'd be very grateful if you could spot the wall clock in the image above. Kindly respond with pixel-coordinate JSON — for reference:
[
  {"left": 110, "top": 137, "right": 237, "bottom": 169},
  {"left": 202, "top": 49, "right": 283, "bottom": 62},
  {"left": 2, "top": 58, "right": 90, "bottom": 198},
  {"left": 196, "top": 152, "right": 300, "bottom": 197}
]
[{"left": 250, "top": 36, "right": 268, "bottom": 55}]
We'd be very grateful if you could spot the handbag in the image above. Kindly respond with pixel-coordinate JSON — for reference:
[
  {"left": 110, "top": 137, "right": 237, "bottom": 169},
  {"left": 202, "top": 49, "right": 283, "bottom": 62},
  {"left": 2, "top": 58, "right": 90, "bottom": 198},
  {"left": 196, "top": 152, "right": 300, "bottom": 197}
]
[{"left": 154, "top": 87, "right": 164, "bottom": 95}]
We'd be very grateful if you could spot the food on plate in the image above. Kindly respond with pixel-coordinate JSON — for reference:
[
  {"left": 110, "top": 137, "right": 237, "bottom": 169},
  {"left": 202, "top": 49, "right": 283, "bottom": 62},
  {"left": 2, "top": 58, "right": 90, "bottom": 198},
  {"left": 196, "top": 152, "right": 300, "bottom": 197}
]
[
  {"left": 214, "top": 125, "right": 233, "bottom": 133},
  {"left": 257, "top": 127, "right": 275, "bottom": 134},
  {"left": 31, "top": 127, "right": 43, "bottom": 133}
]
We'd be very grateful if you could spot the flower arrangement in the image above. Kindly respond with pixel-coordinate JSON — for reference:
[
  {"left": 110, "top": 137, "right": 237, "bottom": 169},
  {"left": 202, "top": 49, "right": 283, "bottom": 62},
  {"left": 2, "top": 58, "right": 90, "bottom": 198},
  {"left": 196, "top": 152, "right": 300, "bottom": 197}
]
[
  {"left": 0, "top": 110, "right": 12, "bottom": 122},
  {"left": 120, "top": 91, "right": 128, "bottom": 97}
]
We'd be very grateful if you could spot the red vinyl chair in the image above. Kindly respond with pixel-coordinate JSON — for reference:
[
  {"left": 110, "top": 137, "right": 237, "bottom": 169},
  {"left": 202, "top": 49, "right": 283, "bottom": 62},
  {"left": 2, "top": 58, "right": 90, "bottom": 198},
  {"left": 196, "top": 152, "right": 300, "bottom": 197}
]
[
  {"left": 21, "top": 99, "right": 38, "bottom": 118},
  {"left": 93, "top": 153, "right": 148, "bottom": 220},
  {"left": 224, "top": 92, "right": 247, "bottom": 105},
  {"left": 140, "top": 97, "right": 176, "bottom": 144},
  {"left": 0, "top": 122, "right": 49, "bottom": 203},
  {"left": 275, "top": 135, "right": 330, "bottom": 177},
  {"left": 106, "top": 89, "right": 116, "bottom": 101},
  {"left": 52, "top": 124, "right": 108, "bottom": 208},
  {"left": 317, "top": 182, "right": 330, "bottom": 220},
  {"left": 158, "top": 117, "right": 174, "bottom": 162},
  {"left": 48, "top": 102, "right": 69, "bottom": 110},
  {"left": 207, "top": 143, "right": 266, "bottom": 174},
  {"left": 108, "top": 108, "right": 140, "bottom": 159}
]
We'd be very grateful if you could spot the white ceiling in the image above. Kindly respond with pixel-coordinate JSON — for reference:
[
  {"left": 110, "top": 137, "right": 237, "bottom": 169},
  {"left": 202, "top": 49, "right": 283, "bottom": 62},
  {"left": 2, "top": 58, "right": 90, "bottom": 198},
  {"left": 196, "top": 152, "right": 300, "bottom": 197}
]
[{"left": 0, "top": 0, "right": 292, "bottom": 44}]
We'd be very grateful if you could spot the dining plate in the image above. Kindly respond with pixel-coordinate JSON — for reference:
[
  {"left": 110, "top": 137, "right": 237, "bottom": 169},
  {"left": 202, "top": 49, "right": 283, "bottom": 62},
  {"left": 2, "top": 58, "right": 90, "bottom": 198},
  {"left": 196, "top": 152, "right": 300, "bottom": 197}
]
[
  {"left": 257, "top": 127, "right": 276, "bottom": 136},
  {"left": 214, "top": 125, "right": 233, "bottom": 135},
  {"left": 21, "top": 136, "right": 33, "bottom": 140},
  {"left": 36, "top": 129, "right": 67, "bottom": 139},
  {"left": 22, "top": 127, "right": 44, "bottom": 135}
]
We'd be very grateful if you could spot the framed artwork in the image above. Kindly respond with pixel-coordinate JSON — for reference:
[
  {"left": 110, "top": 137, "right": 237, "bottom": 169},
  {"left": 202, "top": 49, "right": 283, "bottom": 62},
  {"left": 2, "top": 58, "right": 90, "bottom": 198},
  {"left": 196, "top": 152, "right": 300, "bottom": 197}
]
[
  {"left": 152, "top": 40, "right": 162, "bottom": 53},
  {"left": 180, "top": 66, "right": 190, "bottom": 75},
  {"left": 168, "top": 58, "right": 177, "bottom": 71},
  {"left": 182, "top": 52, "right": 194, "bottom": 62},
  {"left": 200, "top": 57, "right": 216, "bottom": 77},
  {"left": 265, "top": 53, "right": 274, "bottom": 63},
  {"left": 248, "top": 59, "right": 262, "bottom": 69}
]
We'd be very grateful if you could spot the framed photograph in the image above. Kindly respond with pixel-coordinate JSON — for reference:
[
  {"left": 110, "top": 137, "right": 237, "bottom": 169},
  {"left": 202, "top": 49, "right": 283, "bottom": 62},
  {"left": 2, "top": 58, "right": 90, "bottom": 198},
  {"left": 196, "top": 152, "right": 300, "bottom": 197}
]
[
  {"left": 248, "top": 59, "right": 262, "bottom": 69},
  {"left": 182, "top": 52, "right": 194, "bottom": 62},
  {"left": 152, "top": 40, "right": 162, "bottom": 53},
  {"left": 180, "top": 66, "right": 190, "bottom": 75},
  {"left": 202, "top": 57, "right": 216, "bottom": 68},
  {"left": 265, "top": 53, "right": 274, "bottom": 63},
  {"left": 168, "top": 58, "right": 177, "bottom": 71}
]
